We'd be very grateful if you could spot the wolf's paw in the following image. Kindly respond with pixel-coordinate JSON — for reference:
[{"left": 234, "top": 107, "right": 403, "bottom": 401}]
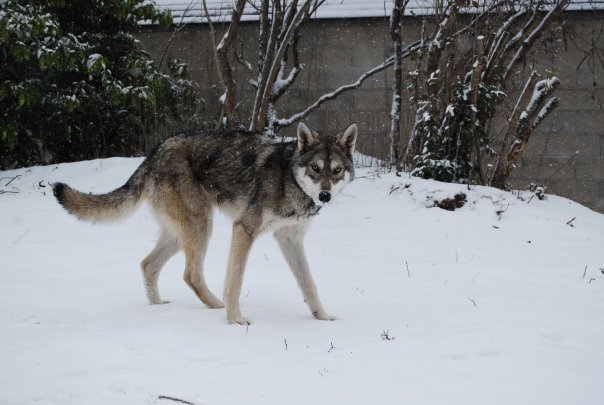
[
  {"left": 227, "top": 315, "right": 251, "bottom": 325},
  {"left": 205, "top": 298, "right": 225, "bottom": 309},
  {"left": 150, "top": 299, "right": 170, "bottom": 305},
  {"left": 313, "top": 311, "right": 337, "bottom": 321}
]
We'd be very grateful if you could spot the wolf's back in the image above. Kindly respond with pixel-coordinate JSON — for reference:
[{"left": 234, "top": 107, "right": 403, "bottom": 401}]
[{"left": 53, "top": 162, "right": 149, "bottom": 223}]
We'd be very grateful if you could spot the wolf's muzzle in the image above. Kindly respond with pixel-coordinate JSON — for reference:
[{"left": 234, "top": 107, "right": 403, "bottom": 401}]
[{"left": 319, "top": 191, "right": 331, "bottom": 203}]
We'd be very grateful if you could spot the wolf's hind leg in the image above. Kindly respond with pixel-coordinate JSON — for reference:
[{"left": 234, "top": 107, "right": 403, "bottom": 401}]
[
  {"left": 274, "top": 224, "right": 336, "bottom": 321},
  {"left": 181, "top": 213, "right": 224, "bottom": 309},
  {"left": 141, "top": 228, "right": 180, "bottom": 304}
]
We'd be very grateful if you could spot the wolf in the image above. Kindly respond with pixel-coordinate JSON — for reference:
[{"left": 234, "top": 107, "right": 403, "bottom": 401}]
[{"left": 52, "top": 122, "right": 357, "bottom": 324}]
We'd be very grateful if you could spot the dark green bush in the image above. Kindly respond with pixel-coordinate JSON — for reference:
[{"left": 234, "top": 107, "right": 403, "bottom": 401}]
[{"left": 0, "top": 0, "right": 200, "bottom": 169}]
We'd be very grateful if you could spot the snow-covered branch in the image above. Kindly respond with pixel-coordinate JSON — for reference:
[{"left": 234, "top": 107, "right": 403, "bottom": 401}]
[
  {"left": 401, "top": 0, "right": 569, "bottom": 185},
  {"left": 532, "top": 96, "right": 559, "bottom": 129},
  {"left": 491, "top": 71, "right": 561, "bottom": 188},
  {"left": 484, "top": 8, "right": 527, "bottom": 78},
  {"left": 389, "top": 0, "right": 410, "bottom": 170},
  {"left": 503, "top": 0, "right": 570, "bottom": 82},
  {"left": 275, "top": 54, "right": 399, "bottom": 127},
  {"left": 253, "top": 0, "right": 311, "bottom": 132}
]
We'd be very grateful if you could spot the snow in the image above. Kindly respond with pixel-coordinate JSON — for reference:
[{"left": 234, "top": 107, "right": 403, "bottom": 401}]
[
  {"left": 527, "top": 76, "right": 560, "bottom": 112},
  {"left": 145, "top": 0, "right": 604, "bottom": 26},
  {"left": 389, "top": 93, "right": 401, "bottom": 119},
  {"left": 272, "top": 65, "right": 299, "bottom": 95},
  {"left": 536, "top": 97, "right": 559, "bottom": 121},
  {"left": 1, "top": 157, "right": 604, "bottom": 405},
  {"left": 86, "top": 53, "right": 104, "bottom": 70}
]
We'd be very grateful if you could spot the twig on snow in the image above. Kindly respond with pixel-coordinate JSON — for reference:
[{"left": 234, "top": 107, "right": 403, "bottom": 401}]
[
  {"left": 157, "top": 395, "right": 197, "bottom": 405},
  {"left": 496, "top": 204, "right": 509, "bottom": 220},
  {"left": 1, "top": 175, "right": 21, "bottom": 186},
  {"left": 12, "top": 229, "right": 30, "bottom": 245},
  {"left": 381, "top": 330, "right": 395, "bottom": 341}
]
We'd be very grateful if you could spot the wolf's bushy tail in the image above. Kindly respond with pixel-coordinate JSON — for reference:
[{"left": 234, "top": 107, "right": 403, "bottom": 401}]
[{"left": 52, "top": 162, "right": 149, "bottom": 224}]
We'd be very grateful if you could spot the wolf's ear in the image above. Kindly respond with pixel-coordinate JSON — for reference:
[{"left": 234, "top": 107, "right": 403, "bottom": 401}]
[
  {"left": 337, "top": 123, "right": 357, "bottom": 155},
  {"left": 297, "top": 122, "right": 319, "bottom": 151}
]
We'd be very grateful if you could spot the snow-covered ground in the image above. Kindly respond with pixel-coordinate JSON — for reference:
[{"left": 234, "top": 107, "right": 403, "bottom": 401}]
[{"left": 1, "top": 158, "right": 603, "bottom": 405}]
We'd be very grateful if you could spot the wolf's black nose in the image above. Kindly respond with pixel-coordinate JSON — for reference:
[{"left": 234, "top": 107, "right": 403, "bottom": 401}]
[{"left": 319, "top": 191, "right": 331, "bottom": 203}]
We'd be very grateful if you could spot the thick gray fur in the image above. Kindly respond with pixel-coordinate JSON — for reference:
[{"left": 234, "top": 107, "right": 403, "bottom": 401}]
[{"left": 53, "top": 122, "right": 357, "bottom": 324}]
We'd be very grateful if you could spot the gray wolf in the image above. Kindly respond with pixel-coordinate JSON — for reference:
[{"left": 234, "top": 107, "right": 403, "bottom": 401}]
[{"left": 52, "top": 122, "right": 357, "bottom": 324}]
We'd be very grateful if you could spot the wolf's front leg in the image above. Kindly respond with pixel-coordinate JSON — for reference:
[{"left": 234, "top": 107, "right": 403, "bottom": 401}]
[
  {"left": 274, "top": 224, "right": 336, "bottom": 321},
  {"left": 224, "top": 222, "right": 255, "bottom": 325}
]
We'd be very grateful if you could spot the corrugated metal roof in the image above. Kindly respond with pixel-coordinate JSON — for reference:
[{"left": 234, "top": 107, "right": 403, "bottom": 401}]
[{"left": 150, "top": 0, "right": 604, "bottom": 24}]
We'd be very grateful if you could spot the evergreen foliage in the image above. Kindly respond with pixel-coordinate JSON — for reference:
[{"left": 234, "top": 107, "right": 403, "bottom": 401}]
[{"left": 0, "top": 0, "right": 199, "bottom": 169}]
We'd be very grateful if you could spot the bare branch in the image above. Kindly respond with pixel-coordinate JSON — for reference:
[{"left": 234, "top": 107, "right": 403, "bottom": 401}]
[
  {"left": 503, "top": 0, "right": 570, "bottom": 82},
  {"left": 270, "top": 0, "right": 502, "bottom": 130},
  {"left": 276, "top": 54, "right": 397, "bottom": 127},
  {"left": 264, "top": 0, "right": 516, "bottom": 130},
  {"left": 505, "top": 101, "right": 560, "bottom": 178},
  {"left": 422, "top": 3, "right": 456, "bottom": 107},
  {"left": 484, "top": 7, "right": 527, "bottom": 80},
  {"left": 157, "top": 395, "right": 196, "bottom": 405},
  {"left": 500, "top": 1, "right": 543, "bottom": 60},
  {"left": 254, "top": 0, "right": 311, "bottom": 131},
  {"left": 202, "top": 0, "right": 224, "bottom": 84},
  {"left": 215, "top": 0, "right": 247, "bottom": 127},
  {"left": 309, "top": 0, "right": 327, "bottom": 16},
  {"left": 249, "top": 0, "right": 284, "bottom": 131},
  {"left": 389, "top": 0, "right": 410, "bottom": 170},
  {"left": 468, "top": 36, "right": 486, "bottom": 119},
  {"left": 492, "top": 72, "right": 561, "bottom": 187},
  {"left": 158, "top": 1, "right": 195, "bottom": 69},
  {"left": 234, "top": 41, "right": 253, "bottom": 74},
  {"left": 257, "top": 0, "right": 270, "bottom": 75},
  {"left": 270, "top": 0, "right": 304, "bottom": 102},
  {"left": 527, "top": 77, "right": 560, "bottom": 113},
  {"left": 532, "top": 96, "right": 559, "bottom": 129},
  {"left": 490, "top": 69, "right": 540, "bottom": 187}
]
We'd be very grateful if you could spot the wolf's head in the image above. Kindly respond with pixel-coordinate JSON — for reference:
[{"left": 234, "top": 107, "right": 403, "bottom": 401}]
[{"left": 293, "top": 122, "right": 357, "bottom": 205}]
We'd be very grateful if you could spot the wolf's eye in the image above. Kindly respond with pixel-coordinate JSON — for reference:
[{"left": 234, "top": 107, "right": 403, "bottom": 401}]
[
  {"left": 311, "top": 164, "right": 320, "bottom": 172},
  {"left": 334, "top": 167, "right": 342, "bottom": 174}
]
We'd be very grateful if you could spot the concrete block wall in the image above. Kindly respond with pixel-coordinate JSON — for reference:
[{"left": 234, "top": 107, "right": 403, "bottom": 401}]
[
  {"left": 137, "top": 11, "right": 604, "bottom": 212},
  {"left": 508, "top": 12, "right": 604, "bottom": 211}
]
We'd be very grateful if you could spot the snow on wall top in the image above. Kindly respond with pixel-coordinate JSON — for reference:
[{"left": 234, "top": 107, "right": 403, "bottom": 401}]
[
  {"left": 149, "top": 0, "right": 604, "bottom": 25},
  {"left": 151, "top": 0, "right": 401, "bottom": 23}
]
